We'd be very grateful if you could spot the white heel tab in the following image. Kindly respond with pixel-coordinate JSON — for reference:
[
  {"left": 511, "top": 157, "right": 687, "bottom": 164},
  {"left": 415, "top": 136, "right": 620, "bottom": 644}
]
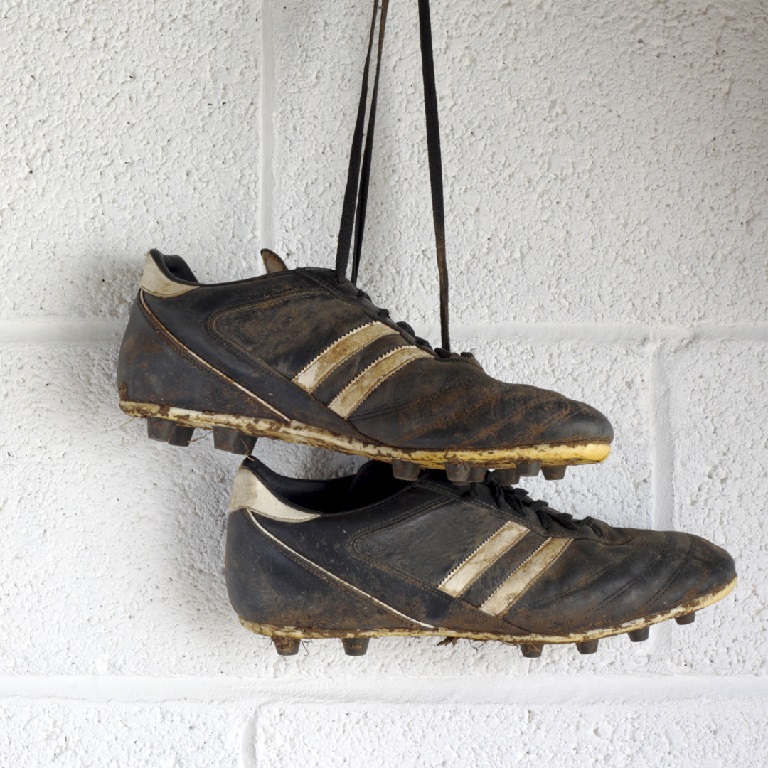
[
  {"left": 229, "top": 464, "right": 320, "bottom": 522},
  {"left": 140, "top": 251, "right": 198, "bottom": 298}
]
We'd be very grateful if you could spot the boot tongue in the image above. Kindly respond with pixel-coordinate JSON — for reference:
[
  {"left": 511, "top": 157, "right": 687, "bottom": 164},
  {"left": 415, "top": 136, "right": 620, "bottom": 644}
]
[
  {"left": 261, "top": 249, "right": 288, "bottom": 273},
  {"left": 346, "top": 461, "right": 403, "bottom": 508}
]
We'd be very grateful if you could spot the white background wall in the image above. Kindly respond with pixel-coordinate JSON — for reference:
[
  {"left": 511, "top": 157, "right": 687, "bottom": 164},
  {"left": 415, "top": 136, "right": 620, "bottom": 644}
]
[{"left": 1, "top": 0, "right": 766, "bottom": 765}]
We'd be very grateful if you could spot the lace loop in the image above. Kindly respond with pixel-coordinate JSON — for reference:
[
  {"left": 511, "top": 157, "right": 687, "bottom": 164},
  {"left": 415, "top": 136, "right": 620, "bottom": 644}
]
[
  {"left": 353, "top": 286, "right": 469, "bottom": 357},
  {"left": 462, "top": 477, "right": 603, "bottom": 537}
]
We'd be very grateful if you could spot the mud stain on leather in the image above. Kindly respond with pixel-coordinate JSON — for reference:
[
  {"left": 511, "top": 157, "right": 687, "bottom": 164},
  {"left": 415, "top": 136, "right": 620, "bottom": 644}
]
[{"left": 238, "top": 576, "right": 736, "bottom": 644}]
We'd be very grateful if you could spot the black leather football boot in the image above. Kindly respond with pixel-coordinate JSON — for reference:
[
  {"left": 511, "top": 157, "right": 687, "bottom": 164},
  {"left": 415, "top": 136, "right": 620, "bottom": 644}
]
[
  {"left": 116, "top": 250, "right": 613, "bottom": 482},
  {"left": 117, "top": 0, "right": 615, "bottom": 483},
  {"left": 225, "top": 458, "right": 736, "bottom": 657}
]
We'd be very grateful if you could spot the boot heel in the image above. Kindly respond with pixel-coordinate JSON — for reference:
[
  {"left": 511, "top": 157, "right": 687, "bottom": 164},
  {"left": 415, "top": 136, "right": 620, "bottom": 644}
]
[{"left": 147, "top": 417, "right": 194, "bottom": 447}]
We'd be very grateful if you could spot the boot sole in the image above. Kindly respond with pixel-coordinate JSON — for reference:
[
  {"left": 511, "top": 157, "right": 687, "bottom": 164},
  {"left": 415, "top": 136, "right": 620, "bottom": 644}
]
[
  {"left": 238, "top": 576, "right": 736, "bottom": 657},
  {"left": 120, "top": 400, "right": 611, "bottom": 480}
]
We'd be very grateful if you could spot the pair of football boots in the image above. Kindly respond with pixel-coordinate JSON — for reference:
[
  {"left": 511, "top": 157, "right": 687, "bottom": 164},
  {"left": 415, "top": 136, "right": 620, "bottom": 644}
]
[
  {"left": 118, "top": 0, "right": 735, "bottom": 658},
  {"left": 116, "top": 248, "right": 736, "bottom": 658}
]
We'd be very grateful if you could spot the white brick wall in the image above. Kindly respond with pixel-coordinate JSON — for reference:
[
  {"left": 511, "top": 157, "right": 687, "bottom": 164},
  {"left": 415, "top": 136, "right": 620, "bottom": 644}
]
[
  {"left": 253, "top": 699, "right": 768, "bottom": 768},
  {"left": 1, "top": 0, "right": 765, "bottom": 765}
]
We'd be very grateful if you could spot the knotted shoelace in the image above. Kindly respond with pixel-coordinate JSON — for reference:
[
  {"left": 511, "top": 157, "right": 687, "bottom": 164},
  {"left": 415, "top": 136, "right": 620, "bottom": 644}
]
[{"left": 463, "top": 478, "right": 604, "bottom": 537}]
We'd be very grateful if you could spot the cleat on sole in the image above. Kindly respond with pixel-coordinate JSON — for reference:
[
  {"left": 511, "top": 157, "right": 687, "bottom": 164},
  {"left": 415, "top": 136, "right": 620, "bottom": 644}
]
[
  {"left": 392, "top": 460, "right": 421, "bottom": 481},
  {"left": 520, "top": 643, "right": 543, "bottom": 658},
  {"left": 628, "top": 627, "right": 650, "bottom": 642},
  {"left": 492, "top": 468, "right": 521, "bottom": 486},
  {"left": 445, "top": 463, "right": 471, "bottom": 484},
  {"left": 675, "top": 612, "right": 696, "bottom": 625},
  {"left": 576, "top": 639, "right": 599, "bottom": 655},
  {"left": 516, "top": 460, "right": 542, "bottom": 477},
  {"left": 213, "top": 427, "right": 257, "bottom": 455},
  {"left": 341, "top": 638, "right": 370, "bottom": 656},
  {"left": 146, "top": 418, "right": 194, "bottom": 447},
  {"left": 542, "top": 466, "right": 567, "bottom": 481},
  {"left": 467, "top": 467, "right": 487, "bottom": 483},
  {"left": 272, "top": 637, "right": 301, "bottom": 656}
]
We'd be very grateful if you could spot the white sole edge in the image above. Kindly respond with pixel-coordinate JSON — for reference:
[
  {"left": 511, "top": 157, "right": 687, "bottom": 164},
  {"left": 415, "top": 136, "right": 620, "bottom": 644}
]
[{"left": 120, "top": 400, "right": 612, "bottom": 469}]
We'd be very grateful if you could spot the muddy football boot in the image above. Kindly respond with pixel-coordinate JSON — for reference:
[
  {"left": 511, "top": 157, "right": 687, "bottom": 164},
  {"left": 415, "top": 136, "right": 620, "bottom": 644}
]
[
  {"left": 116, "top": 250, "right": 613, "bottom": 481},
  {"left": 225, "top": 458, "right": 735, "bottom": 657}
]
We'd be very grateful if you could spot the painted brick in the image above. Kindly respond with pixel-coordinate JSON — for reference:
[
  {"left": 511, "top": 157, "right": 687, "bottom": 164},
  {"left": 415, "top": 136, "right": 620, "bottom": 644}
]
[
  {"left": 0, "top": 0, "right": 262, "bottom": 321},
  {"left": 0, "top": 703, "right": 245, "bottom": 768},
  {"left": 665, "top": 340, "right": 768, "bottom": 674},
  {"left": 254, "top": 700, "right": 768, "bottom": 768},
  {"left": 0, "top": 343, "right": 245, "bottom": 676},
  {"left": 271, "top": 0, "right": 767, "bottom": 328}
]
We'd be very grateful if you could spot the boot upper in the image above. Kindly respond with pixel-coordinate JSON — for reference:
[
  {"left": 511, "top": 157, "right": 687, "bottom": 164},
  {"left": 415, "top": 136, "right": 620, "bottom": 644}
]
[
  {"left": 125, "top": 250, "right": 613, "bottom": 453},
  {"left": 225, "top": 459, "right": 735, "bottom": 638}
]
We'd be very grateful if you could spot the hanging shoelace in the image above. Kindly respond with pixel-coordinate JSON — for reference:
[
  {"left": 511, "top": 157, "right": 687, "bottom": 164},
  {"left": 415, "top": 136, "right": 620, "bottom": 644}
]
[{"left": 335, "top": 0, "right": 451, "bottom": 352}]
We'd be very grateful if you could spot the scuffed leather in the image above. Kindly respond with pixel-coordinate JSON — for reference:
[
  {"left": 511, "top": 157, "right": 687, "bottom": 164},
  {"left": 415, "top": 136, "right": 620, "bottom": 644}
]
[
  {"left": 225, "top": 460, "right": 735, "bottom": 637},
  {"left": 117, "top": 297, "right": 276, "bottom": 420},
  {"left": 118, "top": 253, "right": 614, "bottom": 451},
  {"left": 350, "top": 357, "right": 613, "bottom": 449}
]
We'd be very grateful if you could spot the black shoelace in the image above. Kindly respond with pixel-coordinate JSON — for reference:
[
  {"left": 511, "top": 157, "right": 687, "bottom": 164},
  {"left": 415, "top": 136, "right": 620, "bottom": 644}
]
[
  {"left": 352, "top": 284, "right": 475, "bottom": 358},
  {"left": 463, "top": 478, "right": 604, "bottom": 537},
  {"left": 335, "top": 0, "right": 451, "bottom": 352}
]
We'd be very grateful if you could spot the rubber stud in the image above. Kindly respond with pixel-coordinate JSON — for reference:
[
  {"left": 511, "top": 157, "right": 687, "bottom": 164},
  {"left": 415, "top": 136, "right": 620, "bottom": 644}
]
[
  {"left": 542, "top": 466, "right": 567, "bottom": 481},
  {"left": 493, "top": 469, "right": 521, "bottom": 486},
  {"left": 392, "top": 460, "right": 421, "bottom": 481},
  {"left": 272, "top": 637, "right": 301, "bottom": 656},
  {"left": 628, "top": 627, "right": 650, "bottom": 642},
  {"left": 213, "top": 427, "right": 257, "bottom": 455},
  {"left": 675, "top": 612, "right": 696, "bottom": 625},
  {"left": 445, "top": 463, "right": 471, "bottom": 484},
  {"left": 468, "top": 467, "right": 487, "bottom": 483},
  {"left": 520, "top": 643, "right": 543, "bottom": 658},
  {"left": 576, "top": 639, "right": 599, "bottom": 655},
  {"left": 516, "top": 460, "right": 542, "bottom": 477},
  {"left": 147, "top": 418, "right": 194, "bottom": 447},
  {"left": 341, "top": 638, "right": 370, "bottom": 657}
]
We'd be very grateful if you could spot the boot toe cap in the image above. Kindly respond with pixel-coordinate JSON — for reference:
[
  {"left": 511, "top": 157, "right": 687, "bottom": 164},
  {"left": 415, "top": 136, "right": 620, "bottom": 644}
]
[
  {"left": 533, "top": 397, "right": 614, "bottom": 447},
  {"left": 643, "top": 532, "right": 736, "bottom": 617}
]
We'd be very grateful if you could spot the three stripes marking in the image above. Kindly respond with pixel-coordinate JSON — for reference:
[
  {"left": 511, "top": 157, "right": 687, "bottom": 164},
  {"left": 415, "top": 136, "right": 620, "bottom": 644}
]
[
  {"left": 294, "top": 323, "right": 398, "bottom": 392},
  {"left": 440, "top": 522, "right": 528, "bottom": 597},
  {"left": 439, "top": 524, "right": 571, "bottom": 617},
  {"left": 479, "top": 539, "right": 570, "bottom": 615},
  {"left": 293, "top": 322, "right": 430, "bottom": 417}
]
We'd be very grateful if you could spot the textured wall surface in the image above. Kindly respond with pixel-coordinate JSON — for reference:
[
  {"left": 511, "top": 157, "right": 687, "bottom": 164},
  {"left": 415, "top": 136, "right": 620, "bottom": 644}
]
[{"left": 1, "top": 0, "right": 766, "bottom": 765}]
